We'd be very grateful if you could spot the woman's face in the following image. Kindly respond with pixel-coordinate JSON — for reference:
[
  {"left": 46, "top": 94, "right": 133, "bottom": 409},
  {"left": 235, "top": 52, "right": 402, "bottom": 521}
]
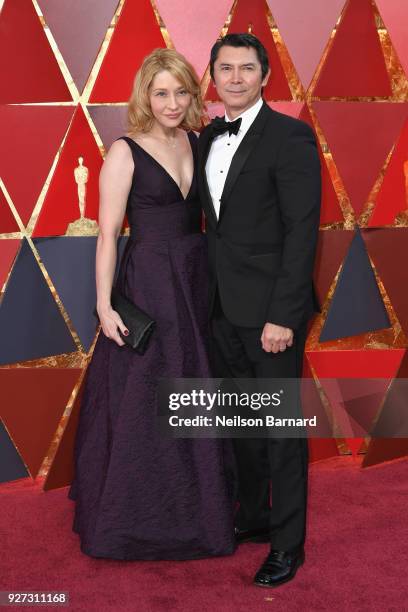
[{"left": 149, "top": 70, "right": 192, "bottom": 129}]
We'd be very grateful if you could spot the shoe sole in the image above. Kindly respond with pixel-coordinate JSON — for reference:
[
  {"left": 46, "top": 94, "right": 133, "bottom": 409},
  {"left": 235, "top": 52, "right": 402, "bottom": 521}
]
[{"left": 253, "top": 554, "right": 305, "bottom": 589}]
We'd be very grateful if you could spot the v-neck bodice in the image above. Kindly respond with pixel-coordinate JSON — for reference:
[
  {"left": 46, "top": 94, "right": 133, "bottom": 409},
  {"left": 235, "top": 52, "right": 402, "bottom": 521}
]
[
  {"left": 120, "top": 130, "right": 197, "bottom": 200},
  {"left": 128, "top": 135, "right": 195, "bottom": 202},
  {"left": 117, "top": 132, "right": 199, "bottom": 242}
]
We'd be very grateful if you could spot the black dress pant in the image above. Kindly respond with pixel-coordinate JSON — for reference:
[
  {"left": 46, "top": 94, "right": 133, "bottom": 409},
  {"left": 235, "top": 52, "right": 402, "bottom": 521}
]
[{"left": 209, "top": 289, "right": 309, "bottom": 551}]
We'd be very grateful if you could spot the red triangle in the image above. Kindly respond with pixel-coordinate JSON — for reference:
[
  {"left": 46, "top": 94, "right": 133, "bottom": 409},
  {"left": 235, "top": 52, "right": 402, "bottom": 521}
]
[
  {"left": 89, "top": 0, "right": 166, "bottom": 103},
  {"left": 345, "top": 438, "right": 365, "bottom": 456},
  {"left": 0, "top": 106, "right": 74, "bottom": 226},
  {"left": 313, "top": 0, "right": 391, "bottom": 97},
  {"left": 369, "top": 119, "right": 408, "bottom": 226},
  {"left": 0, "top": 0, "right": 71, "bottom": 103},
  {"left": 299, "top": 105, "right": 343, "bottom": 225},
  {"left": 0, "top": 189, "right": 19, "bottom": 233},
  {"left": 32, "top": 106, "right": 104, "bottom": 237},
  {"left": 362, "top": 228, "right": 408, "bottom": 338},
  {"left": 313, "top": 102, "right": 408, "bottom": 217},
  {"left": 0, "top": 368, "right": 82, "bottom": 477},
  {"left": 0, "top": 239, "right": 20, "bottom": 290},
  {"left": 307, "top": 349, "right": 405, "bottom": 379},
  {"left": 205, "top": 0, "right": 292, "bottom": 101}
]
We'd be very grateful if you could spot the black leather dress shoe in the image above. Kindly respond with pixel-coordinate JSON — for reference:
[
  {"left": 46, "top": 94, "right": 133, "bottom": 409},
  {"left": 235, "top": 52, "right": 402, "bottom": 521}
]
[
  {"left": 234, "top": 526, "right": 270, "bottom": 544},
  {"left": 254, "top": 547, "right": 305, "bottom": 588}
]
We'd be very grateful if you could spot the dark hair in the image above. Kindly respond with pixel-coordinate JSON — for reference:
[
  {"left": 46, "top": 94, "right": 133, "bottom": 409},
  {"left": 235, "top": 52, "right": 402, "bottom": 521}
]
[{"left": 209, "top": 33, "right": 270, "bottom": 80}]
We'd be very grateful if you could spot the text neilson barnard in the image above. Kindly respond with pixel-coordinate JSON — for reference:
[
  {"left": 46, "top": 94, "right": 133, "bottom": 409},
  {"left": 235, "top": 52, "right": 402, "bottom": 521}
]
[{"left": 169, "top": 415, "right": 317, "bottom": 427}]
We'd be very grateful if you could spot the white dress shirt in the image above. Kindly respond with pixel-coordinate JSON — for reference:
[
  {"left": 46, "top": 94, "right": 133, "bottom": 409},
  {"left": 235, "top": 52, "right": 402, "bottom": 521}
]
[{"left": 205, "top": 96, "right": 264, "bottom": 218}]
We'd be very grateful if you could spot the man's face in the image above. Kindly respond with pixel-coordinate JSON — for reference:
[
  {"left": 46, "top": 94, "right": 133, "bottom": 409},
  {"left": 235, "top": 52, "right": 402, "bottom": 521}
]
[{"left": 212, "top": 45, "right": 270, "bottom": 116}]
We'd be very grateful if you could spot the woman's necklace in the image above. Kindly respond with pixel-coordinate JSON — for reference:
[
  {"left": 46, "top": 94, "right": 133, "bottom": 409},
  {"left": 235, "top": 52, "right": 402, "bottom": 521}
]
[
  {"left": 158, "top": 135, "right": 177, "bottom": 148},
  {"left": 138, "top": 132, "right": 178, "bottom": 149},
  {"left": 150, "top": 130, "right": 178, "bottom": 149}
]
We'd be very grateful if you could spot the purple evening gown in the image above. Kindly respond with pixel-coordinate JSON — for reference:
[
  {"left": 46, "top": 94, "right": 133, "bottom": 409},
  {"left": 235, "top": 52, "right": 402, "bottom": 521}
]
[{"left": 67, "top": 132, "right": 237, "bottom": 560}]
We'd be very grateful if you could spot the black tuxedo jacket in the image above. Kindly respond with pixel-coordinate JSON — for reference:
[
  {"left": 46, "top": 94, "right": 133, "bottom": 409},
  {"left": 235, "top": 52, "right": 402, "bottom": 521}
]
[{"left": 197, "top": 101, "right": 321, "bottom": 331}]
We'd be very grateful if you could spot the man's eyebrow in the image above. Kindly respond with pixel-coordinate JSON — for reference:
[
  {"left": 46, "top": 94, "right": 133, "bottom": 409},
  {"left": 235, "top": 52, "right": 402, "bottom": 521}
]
[{"left": 218, "top": 62, "right": 257, "bottom": 67}]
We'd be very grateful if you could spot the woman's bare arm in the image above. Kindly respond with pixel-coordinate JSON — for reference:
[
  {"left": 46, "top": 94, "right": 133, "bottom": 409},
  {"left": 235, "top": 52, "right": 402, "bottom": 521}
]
[{"left": 96, "top": 139, "right": 133, "bottom": 346}]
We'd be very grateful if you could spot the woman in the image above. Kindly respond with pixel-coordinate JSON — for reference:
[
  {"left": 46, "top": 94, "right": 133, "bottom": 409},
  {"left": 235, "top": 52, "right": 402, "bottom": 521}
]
[{"left": 68, "top": 49, "right": 236, "bottom": 560}]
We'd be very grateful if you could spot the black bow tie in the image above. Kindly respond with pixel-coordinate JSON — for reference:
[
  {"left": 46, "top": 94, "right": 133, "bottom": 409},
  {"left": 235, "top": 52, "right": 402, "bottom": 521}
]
[{"left": 211, "top": 116, "right": 242, "bottom": 137}]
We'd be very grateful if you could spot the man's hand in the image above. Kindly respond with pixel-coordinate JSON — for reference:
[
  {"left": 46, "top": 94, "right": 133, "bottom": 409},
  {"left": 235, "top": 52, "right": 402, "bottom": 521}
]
[{"left": 261, "top": 323, "right": 293, "bottom": 353}]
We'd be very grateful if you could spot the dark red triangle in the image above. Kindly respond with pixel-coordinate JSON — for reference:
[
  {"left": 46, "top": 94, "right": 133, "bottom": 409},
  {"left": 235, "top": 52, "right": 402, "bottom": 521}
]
[
  {"left": 362, "top": 228, "right": 408, "bottom": 337},
  {"left": 44, "top": 373, "right": 86, "bottom": 490},
  {"left": 38, "top": 0, "right": 120, "bottom": 93},
  {"left": 362, "top": 438, "right": 408, "bottom": 467},
  {"left": 0, "top": 368, "right": 82, "bottom": 477}
]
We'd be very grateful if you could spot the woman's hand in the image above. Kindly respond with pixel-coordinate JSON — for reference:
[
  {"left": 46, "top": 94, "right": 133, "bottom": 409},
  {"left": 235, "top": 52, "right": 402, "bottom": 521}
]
[{"left": 98, "top": 306, "right": 129, "bottom": 347}]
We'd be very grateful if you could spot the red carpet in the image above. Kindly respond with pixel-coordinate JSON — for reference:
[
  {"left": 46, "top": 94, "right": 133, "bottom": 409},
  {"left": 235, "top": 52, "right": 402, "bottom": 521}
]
[{"left": 1, "top": 456, "right": 407, "bottom": 611}]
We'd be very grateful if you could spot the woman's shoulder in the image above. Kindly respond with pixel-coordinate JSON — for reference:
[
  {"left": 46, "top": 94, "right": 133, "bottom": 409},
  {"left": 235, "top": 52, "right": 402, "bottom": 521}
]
[
  {"left": 104, "top": 137, "right": 135, "bottom": 168},
  {"left": 114, "top": 135, "right": 137, "bottom": 148}
]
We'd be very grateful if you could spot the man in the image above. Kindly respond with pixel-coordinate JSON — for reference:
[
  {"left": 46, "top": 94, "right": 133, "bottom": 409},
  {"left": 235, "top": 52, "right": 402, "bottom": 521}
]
[{"left": 198, "top": 33, "right": 321, "bottom": 588}]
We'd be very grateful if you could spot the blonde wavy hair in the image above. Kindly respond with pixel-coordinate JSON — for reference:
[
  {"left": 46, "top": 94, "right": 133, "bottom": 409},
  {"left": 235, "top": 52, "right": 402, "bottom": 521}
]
[{"left": 127, "top": 48, "right": 205, "bottom": 135}]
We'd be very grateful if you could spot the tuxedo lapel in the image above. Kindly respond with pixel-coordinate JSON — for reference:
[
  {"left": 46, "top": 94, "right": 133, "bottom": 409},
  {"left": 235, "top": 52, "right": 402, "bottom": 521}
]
[
  {"left": 199, "top": 127, "right": 218, "bottom": 224},
  {"left": 218, "top": 102, "right": 270, "bottom": 223}
]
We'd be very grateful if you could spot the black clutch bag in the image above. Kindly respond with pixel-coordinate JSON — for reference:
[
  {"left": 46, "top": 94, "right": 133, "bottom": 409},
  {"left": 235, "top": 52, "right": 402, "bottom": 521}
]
[{"left": 94, "top": 287, "right": 155, "bottom": 354}]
